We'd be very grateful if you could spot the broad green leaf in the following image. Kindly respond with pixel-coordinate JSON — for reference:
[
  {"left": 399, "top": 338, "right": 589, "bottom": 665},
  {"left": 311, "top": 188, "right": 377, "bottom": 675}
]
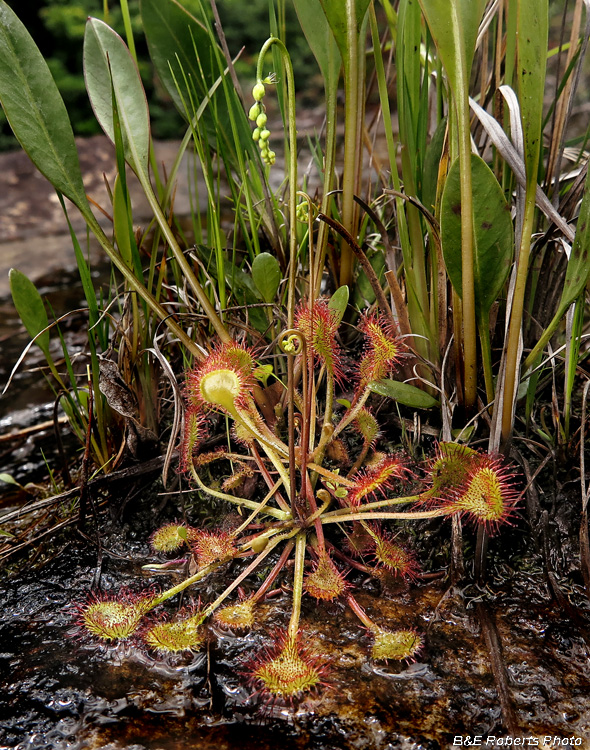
[
  {"left": 517, "top": 0, "right": 548, "bottom": 185},
  {"left": 0, "top": 473, "right": 19, "bottom": 486},
  {"left": 9, "top": 268, "right": 51, "bottom": 358},
  {"left": 417, "top": 0, "right": 486, "bottom": 99},
  {"left": 328, "top": 285, "right": 349, "bottom": 324},
  {"left": 252, "top": 253, "right": 282, "bottom": 304},
  {"left": 84, "top": 17, "right": 150, "bottom": 176},
  {"left": 0, "top": 1, "right": 88, "bottom": 211},
  {"left": 318, "top": 0, "right": 371, "bottom": 65},
  {"left": 369, "top": 379, "right": 439, "bottom": 409},
  {"left": 294, "top": 0, "right": 342, "bottom": 89},
  {"left": 441, "top": 154, "right": 513, "bottom": 315}
]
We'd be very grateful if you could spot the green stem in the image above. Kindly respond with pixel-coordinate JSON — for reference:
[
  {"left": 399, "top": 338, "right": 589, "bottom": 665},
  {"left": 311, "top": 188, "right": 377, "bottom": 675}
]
[
  {"left": 478, "top": 315, "right": 495, "bottom": 406},
  {"left": 312, "top": 83, "right": 338, "bottom": 300},
  {"left": 136, "top": 171, "right": 230, "bottom": 344},
  {"left": 150, "top": 528, "right": 297, "bottom": 612},
  {"left": 339, "top": 0, "right": 363, "bottom": 287},
  {"left": 321, "top": 509, "right": 443, "bottom": 524},
  {"left": 453, "top": 70, "right": 477, "bottom": 410},
  {"left": 256, "top": 36, "right": 299, "bottom": 512},
  {"left": 190, "top": 462, "right": 291, "bottom": 520},
  {"left": 256, "top": 38, "right": 297, "bottom": 328},
  {"left": 500, "top": 193, "right": 536, "bottom": 446},
  {"left": 200, "top": 532, "right": 297, "bottom": 621},
  {"left": 330, "top": 386, "right": 372, "bottom": 442},
  {"left": 288, "top": 531, "right": 307, "bottom": 641}
]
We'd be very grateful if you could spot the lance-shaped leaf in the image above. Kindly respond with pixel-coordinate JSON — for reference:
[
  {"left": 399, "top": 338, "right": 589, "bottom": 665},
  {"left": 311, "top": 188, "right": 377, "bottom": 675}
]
[
  {"left": 0, "top": 1, "right": 88, "bottom": 213},
  {"left": 84, "top": 17, "right": 150, "bottom": 177},
  {"left": 369, "top": 379, "right": 439, "bottom": 410},
  {"left": 328, "top": 285, "right": 349, "bottom": 325},
  {"left": 9, "top": 269, "right": 51, "bottom": 359},
  {"left": 417, "top": 0, "right": 485, "bottom": 100},
  {"left": 318, "top": 0, "right": 371, "bottom": 62},
  {"left": 441, "top": 154, "right": 513, "bottom": 317},
  {"left": 294, "top": 0, "right": 341, "bottom": 89},
  {"left": 517, "top": 0, "right": 547, "bottom": 190},
  {"left": 252, "top": 253, "right": 282, "bottom": 304}
]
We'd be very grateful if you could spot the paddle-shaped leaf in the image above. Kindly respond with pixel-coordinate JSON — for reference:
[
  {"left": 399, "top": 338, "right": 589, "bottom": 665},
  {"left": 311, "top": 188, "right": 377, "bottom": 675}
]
[
  {"left": 369, "top": 379, "right": 439, "bottom": 409},
  {"left": 294, "top": 0, "right": 341, "bottom": 88},
  {"left": 0, "top": 1, "right": 88, "bottom": 212},
  {"left": 252, "top": 253, "right": 282, "bottom": 304},
  {"left": 84, "top": 17, "right": 150, "bottom": 176},
  {"left": 318, "top": 0, "right": 371, "bottom": 60},
  {"left": 517, "top": 0, "right": 547, "bottom": 187},
  {"left": 328, "top": 285, "right": 349, "bottom": 325},
  {"left": 441, "top": 154, "right": 513, "bottom": 317},
  {"left": 9, "top": 269, "right": 51, "bottom": 359},
  {"left": 417, "top": 0, "right": 485, "bottom": 99}
]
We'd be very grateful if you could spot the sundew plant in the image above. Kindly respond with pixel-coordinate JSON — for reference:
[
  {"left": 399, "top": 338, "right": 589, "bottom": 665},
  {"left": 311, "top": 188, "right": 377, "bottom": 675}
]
[{"left": 1, "top": 0, "right": 589, "bottom": 707}]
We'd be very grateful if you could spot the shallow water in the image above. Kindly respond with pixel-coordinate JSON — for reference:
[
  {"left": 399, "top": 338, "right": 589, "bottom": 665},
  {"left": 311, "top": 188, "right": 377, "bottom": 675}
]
[{"left": 1, "top": 529, "right": 589, "bottom": 750}]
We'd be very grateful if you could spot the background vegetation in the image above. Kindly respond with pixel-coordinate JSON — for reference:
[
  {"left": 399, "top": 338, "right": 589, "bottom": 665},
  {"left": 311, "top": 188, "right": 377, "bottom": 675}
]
[{"left": 0, "top": 0, "right": 315, "bottom": 149}]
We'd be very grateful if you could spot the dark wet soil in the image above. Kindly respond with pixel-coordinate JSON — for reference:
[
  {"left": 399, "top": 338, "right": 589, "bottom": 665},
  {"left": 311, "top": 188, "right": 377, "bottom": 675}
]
[{"left": 1, "top": 489, "right": 590, "bottom": 750}]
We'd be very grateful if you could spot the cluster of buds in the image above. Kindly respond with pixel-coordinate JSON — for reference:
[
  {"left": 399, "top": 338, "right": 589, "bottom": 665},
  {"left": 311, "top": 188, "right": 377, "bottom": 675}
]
[{"left": 249, "top": 76, "right": 277, "bottom": 166}]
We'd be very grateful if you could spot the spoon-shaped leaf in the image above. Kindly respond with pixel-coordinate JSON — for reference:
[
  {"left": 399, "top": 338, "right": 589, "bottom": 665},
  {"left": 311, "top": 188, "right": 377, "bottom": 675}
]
[
  {"left": 252, "top": 253, "right": 282, "bottom": 304},
  {"left": 84, "top": 17, "right": 150, "bottom": 177},
  {"left": 0, "top": 1, "right": 88, "bottom": 212},
  {"left": 9, "top": 269, "right": 51, "bottom": 359},
  {"left": 417, "top": 0, "right": 485, "bottom": 100}
]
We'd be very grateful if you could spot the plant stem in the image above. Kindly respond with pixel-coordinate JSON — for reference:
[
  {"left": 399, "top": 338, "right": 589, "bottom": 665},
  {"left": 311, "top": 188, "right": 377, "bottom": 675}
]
[
  {"left": 339, "top": 0, "right": 364, "bottom": 287},
  {"left": 453, "top": 80, "right": 477, "bottom": 411},
  {"left": 287, "top": 531, "right": 307, "bottom": 641},
  {"left": 190, "top": 463, "right": 291, "bottom": 520},
  {"left": 321, "top": 509, "right": 443, "bottom": 525},
  {"left": 346, "top": 594, "right": 374, "bottom": 630},
  {"left": 256, "top": 36, "right": 299, "bottom": 511},
  {"left": 500, "top": 195, "right": 536, "bottom": 446}
]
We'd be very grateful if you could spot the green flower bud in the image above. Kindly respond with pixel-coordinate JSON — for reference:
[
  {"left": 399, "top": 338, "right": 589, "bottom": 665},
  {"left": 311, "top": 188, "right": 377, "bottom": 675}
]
[
  {"left": 259, "top": 129, "right": 271, "bottom": 142},
  {"left": 296, "top": 202, "right": 310, "bottom": 223},
  {"left": 252, "top": 127, "right": 261, "bottom": 141},
  {"left": 248, "top": 102, "right": 261, "bottom": 121},
  {"left": 266, "top": 150, "right": 276, "bottom": 165},
  {"left": 256, "top": 113, "right": 267, "bottom": 129},
  {"left": 252, "top": 82, "right": 265, "bottom": 101}
]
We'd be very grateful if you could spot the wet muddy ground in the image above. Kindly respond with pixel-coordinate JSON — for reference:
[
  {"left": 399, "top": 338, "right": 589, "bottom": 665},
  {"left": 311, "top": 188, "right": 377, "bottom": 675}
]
[
  {"left": 1, "top": 489, "right": 590, "bottom": 750},
  {"left": 2, "top": 137, "right": 590, "bottom": 750}
]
